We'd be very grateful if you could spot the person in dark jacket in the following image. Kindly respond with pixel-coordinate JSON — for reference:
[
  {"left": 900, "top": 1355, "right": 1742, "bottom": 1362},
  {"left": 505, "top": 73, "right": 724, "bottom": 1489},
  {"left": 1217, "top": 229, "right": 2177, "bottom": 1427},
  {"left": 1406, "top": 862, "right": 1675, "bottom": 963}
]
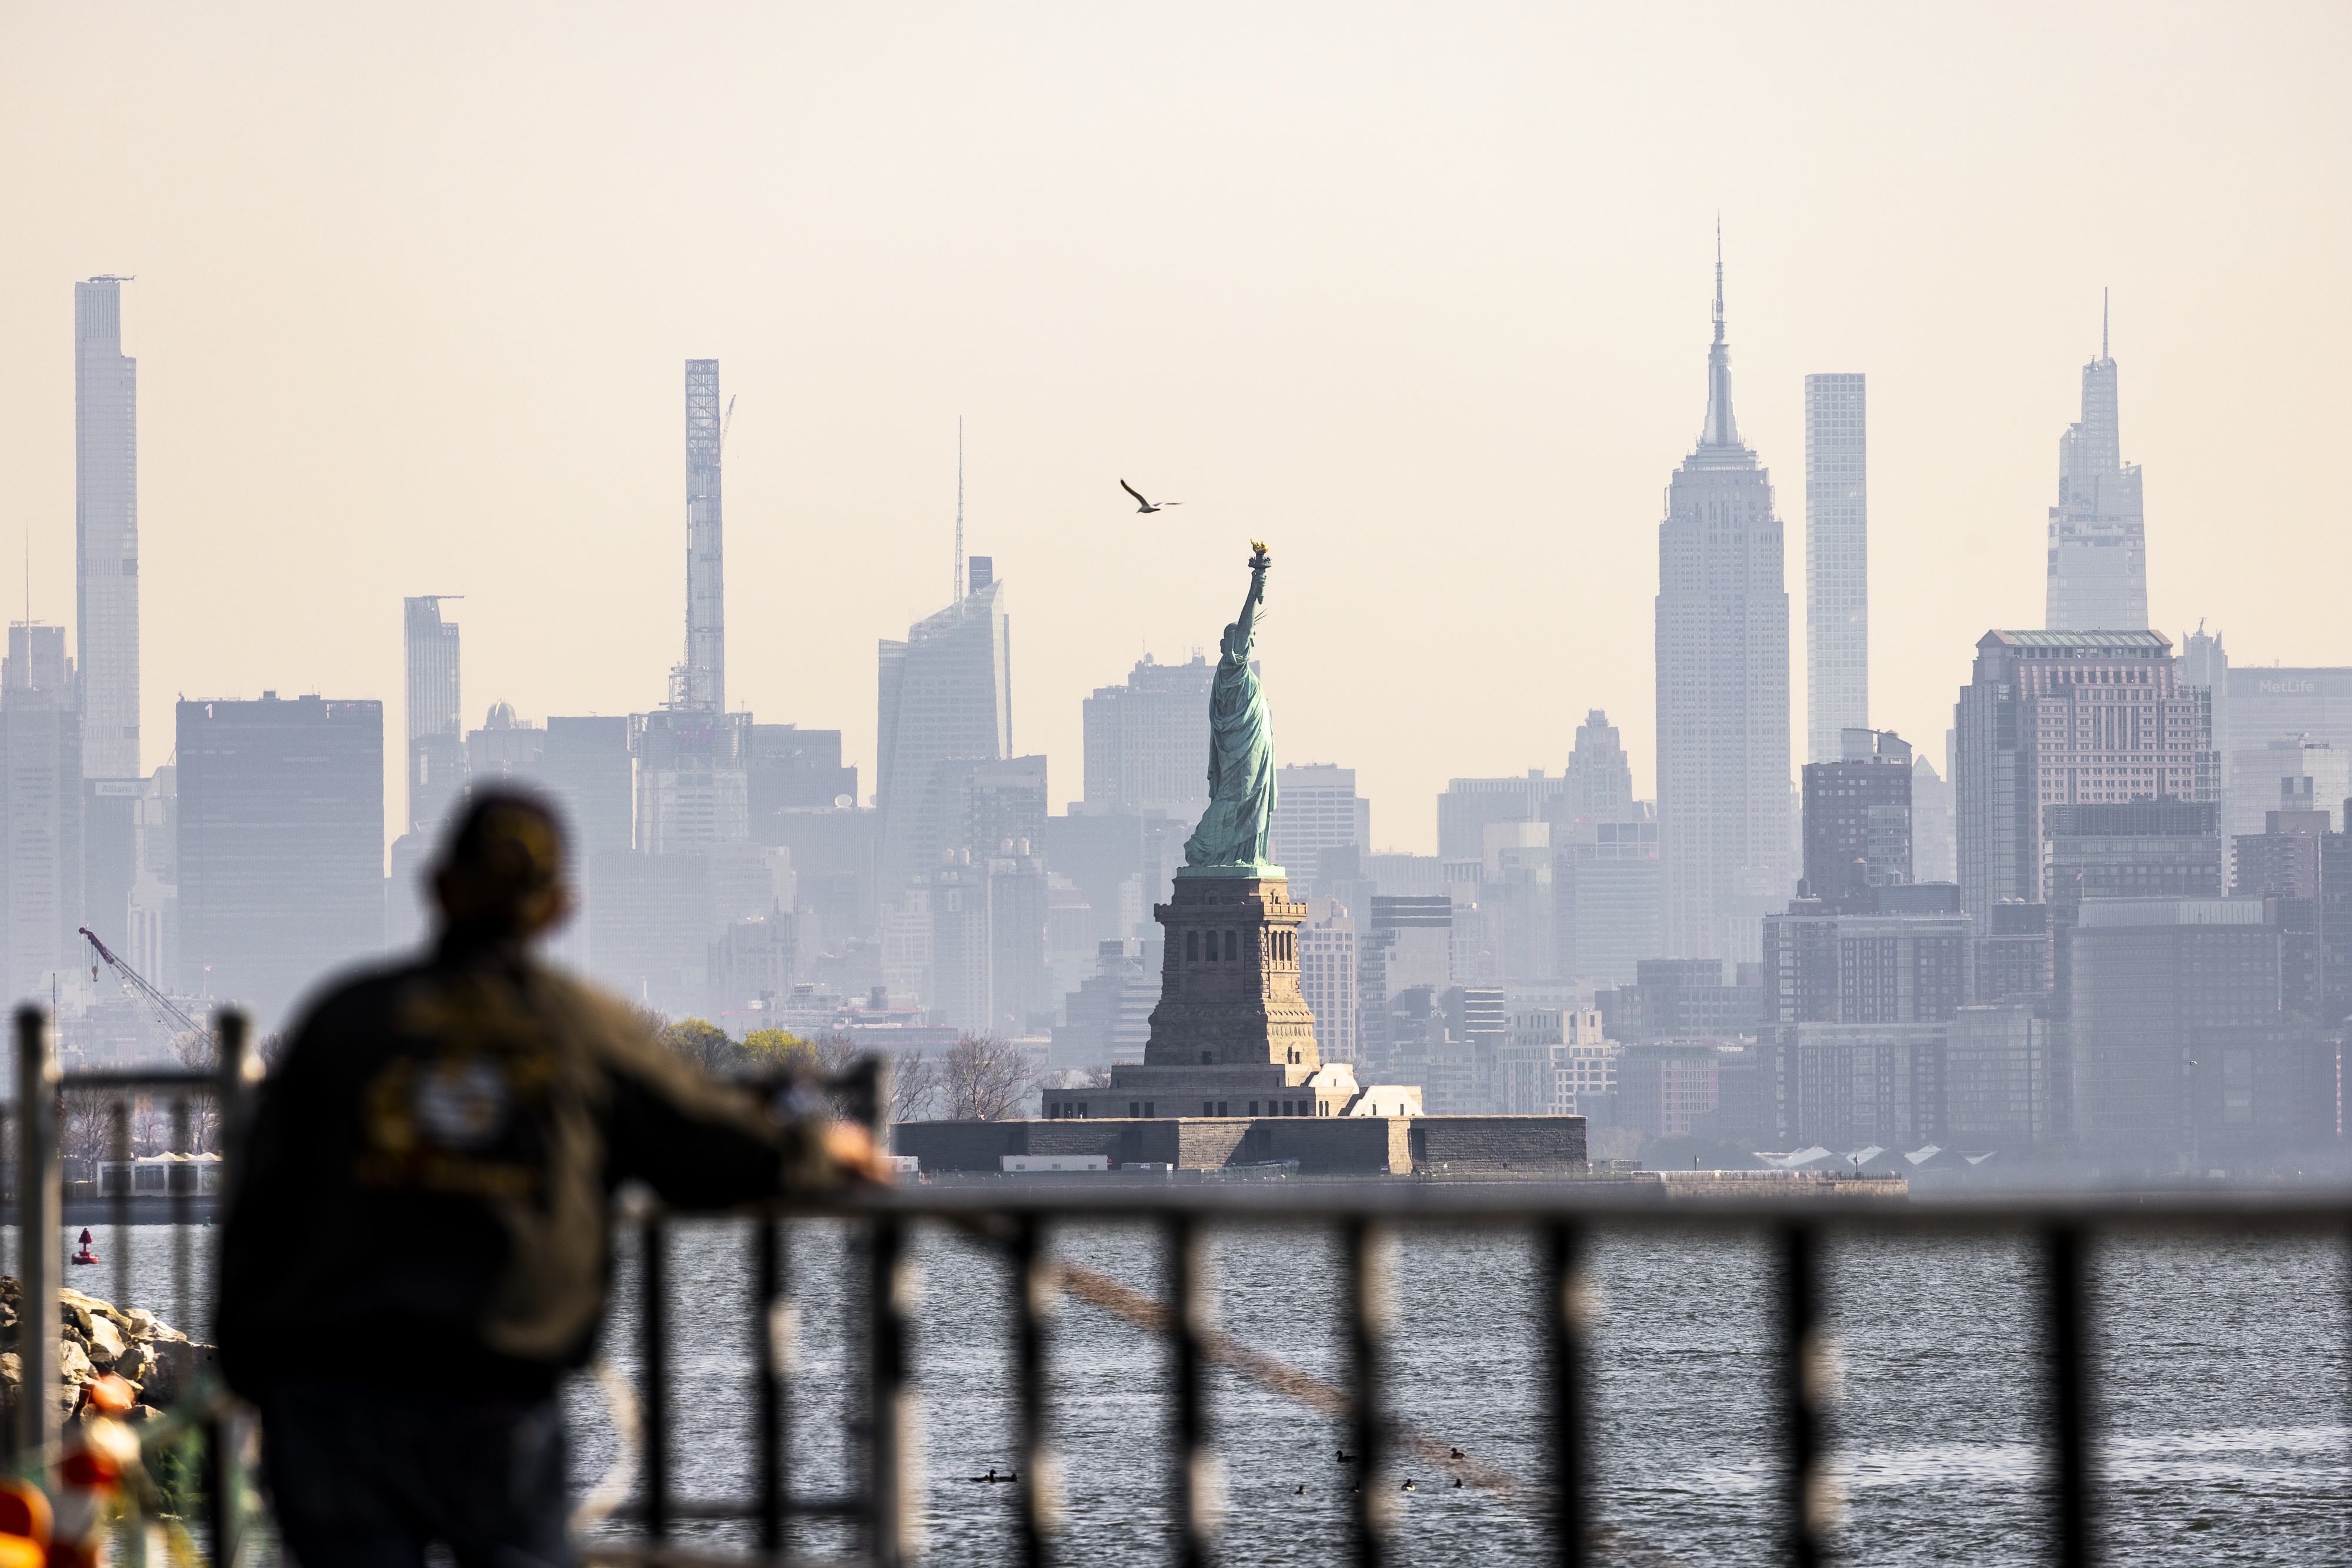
[{"left": 219, "top": 790, "right": 886, "bottom": 1568}]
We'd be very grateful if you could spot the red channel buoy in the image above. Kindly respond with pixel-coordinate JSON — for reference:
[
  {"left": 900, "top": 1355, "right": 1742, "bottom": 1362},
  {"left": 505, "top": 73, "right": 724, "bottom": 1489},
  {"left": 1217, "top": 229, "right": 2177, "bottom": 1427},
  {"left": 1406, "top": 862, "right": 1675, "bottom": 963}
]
[{"left": 69, "top": 1228, "right": 98, "bottom": 1266}]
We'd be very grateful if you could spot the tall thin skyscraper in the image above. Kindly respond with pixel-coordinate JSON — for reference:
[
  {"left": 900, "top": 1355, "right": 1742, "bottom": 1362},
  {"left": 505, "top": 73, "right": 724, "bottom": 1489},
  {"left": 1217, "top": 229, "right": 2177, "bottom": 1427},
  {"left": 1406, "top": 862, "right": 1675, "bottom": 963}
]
[
  {"left": 2046, "top": 296, "right": 2146, "bottom": 631},
  {"left": 1655, "top": 242, "right": 1792, "bottom": 961},
  {"left": 75, "top": 278, "right": 139, "bottom": 780},
  {"left": 1804, "top": 374, "right": 1867, "bottom": 764},
  {"left": 679, "top": 359, "right": 725, "bottom": 713},
  {"left": 403, "top": 596, "right": 463, "bottom": 834}
]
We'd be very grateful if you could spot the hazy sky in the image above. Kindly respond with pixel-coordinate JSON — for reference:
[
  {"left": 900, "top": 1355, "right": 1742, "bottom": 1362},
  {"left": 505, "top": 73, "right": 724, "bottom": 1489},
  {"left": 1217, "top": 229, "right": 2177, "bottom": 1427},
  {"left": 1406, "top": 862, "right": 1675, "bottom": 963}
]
[{"left": 4, "top": 4, "right": 2346, "bottom": 856}]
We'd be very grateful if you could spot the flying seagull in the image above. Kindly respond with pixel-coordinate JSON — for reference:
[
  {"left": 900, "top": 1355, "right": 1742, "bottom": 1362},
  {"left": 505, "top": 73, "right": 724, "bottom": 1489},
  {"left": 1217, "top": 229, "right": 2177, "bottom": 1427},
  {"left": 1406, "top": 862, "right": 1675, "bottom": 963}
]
[{"left": 1120, "top": 479, "right": 1182, "bottom": 514}]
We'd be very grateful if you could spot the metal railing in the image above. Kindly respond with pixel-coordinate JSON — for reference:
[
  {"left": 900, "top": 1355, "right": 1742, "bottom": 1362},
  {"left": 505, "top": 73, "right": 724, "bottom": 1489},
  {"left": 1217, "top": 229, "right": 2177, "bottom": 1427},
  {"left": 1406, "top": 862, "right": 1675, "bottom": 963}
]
[
  {"left": 608, "top": 1174, "right": 2352, "bottom": 1568},
  {"left": 5, "top": 1005, "right": 252, "bottom": 1563},
  {"left": 9, "top": 1017, "right": 2347, "bottom": 1568}
]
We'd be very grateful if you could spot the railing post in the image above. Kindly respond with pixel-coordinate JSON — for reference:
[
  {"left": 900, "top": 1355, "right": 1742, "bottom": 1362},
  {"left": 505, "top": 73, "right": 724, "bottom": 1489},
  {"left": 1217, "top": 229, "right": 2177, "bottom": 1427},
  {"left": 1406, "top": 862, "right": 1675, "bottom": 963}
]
[
  {"left": 868, "top": 1216, "right": 912, "bottom": 1568},
  {"left": 2045, "top": 1225, "right": 2091, "bottom": 1568},
  {"left": 1780, "top": 1223, "right": 1831, "bottom": 1568},
  {"left": 14, "top": 1007, "right": 57, "bottom": 1463},
  {"left": 1170, "top": 1216, "right": 1216, "bottom": 1568},
  {"left": 642, "top": 1217, "right": 669, "bottom": 1542},
  {"left": 1013, "top": 1214, "right": 1056, "bottom": 1568},
  {"left": 1543, "top": 1221, "right": 1589, "bottom": 1568},
  {"left": 208, "top": 1009, "right": 249, "bottom": 1568},
  {"left": 1345, "top": 1218, "right": 1390, "bottom": 1568},
  {"left": 756, "top": 1214, "right": 786, "bottom": 1553}
]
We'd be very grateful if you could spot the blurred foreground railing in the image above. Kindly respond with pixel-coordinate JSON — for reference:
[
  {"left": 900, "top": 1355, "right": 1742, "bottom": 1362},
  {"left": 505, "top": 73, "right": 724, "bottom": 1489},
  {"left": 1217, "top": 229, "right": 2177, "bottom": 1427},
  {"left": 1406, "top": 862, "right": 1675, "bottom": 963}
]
[
  {"left": 8, "top": 1017, "right": 2348, "bottom": 1568},
  {"left": 612, "top": 1146, "right": 2352, "bottom": 1568},
  {"left": 5, "top": 1005, "right": 251, "bottom": 1564}
]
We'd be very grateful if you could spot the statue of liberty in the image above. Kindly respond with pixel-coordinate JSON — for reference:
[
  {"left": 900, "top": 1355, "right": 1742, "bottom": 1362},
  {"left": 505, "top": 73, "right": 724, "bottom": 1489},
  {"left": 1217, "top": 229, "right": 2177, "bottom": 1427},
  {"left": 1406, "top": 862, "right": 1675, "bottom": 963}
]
[{"left": 1182, "top": 543, "right": 1279, "bottom": 874}]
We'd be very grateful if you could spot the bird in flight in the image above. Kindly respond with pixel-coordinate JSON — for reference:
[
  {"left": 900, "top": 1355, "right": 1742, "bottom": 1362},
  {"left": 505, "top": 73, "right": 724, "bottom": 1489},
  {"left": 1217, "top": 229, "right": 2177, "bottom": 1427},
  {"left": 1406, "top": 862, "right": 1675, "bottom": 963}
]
[{"left": 1120, "top": 479, "right": 1181, "bottom": 514}]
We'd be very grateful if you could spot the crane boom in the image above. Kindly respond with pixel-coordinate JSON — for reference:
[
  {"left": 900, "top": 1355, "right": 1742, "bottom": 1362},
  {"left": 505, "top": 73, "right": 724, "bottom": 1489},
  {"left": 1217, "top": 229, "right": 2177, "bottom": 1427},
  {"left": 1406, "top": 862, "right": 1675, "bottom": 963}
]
[{"left": 79, "top": 927, "right": 205, "bottom": 1040}]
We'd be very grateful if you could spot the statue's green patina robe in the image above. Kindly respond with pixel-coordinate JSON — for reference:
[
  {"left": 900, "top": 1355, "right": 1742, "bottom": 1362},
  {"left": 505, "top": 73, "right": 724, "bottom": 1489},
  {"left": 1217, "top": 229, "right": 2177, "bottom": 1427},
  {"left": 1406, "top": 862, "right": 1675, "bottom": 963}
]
[{"left": 1182, "top": 551, "right": 1278, "bottom": 871}]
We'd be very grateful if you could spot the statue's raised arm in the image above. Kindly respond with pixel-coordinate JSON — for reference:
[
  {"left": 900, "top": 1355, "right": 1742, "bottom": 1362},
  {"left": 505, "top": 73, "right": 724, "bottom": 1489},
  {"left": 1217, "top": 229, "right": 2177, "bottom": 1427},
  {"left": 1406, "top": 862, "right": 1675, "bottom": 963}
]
[
  {"left": 1182, "top": 543, "right": 1280, "bottom": 872},
  {"left": 1231, "top": 540, "right": 1270, "bottom": 652}
]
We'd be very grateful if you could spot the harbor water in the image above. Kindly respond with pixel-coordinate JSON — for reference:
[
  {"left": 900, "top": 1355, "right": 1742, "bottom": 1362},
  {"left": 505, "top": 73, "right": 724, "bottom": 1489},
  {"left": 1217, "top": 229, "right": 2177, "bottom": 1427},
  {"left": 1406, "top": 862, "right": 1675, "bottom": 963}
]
[{"left": 38, "top": 1216, "right": 2351, "bottom": 1564}]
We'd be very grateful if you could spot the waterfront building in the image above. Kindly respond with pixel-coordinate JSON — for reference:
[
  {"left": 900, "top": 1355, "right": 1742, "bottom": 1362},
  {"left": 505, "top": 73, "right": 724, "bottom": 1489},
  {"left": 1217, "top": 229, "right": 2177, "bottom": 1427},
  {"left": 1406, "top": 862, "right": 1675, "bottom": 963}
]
[
  {"left": 1777, "top": 1022, "right": 1947, "bottom": 1149},
  {"left": 1952, "top": 629, "right": 2202, "bottom": 933},
  {"left": 1655, "top": 248, "right": 1792, "bottom": 962},
  {"left": 1946, "top": 1002, "right": 2052, "bottom": 1145},
  {"left": 2045, "top": 307, "right": 2147, "bottom": 632},
  {"left": 2067, "top": 897, "right": 2331, "bottom": 1156},
  {"left": 1269, "top": 764, "right": 1369, "bottom": 877},
  {"left": 1499, "top": 1007, "right": 1613, "bottom": 1117},
  {"left": 1298, "top": 897, "right": 1358, "bottom": 1062},
  {"left": 176, "top": 695, "right": 383, "bottom": 1026},
  {"left": 1976, "top": 901, "right": 2052, "bottom": 1007},
  {"left": 2042, "top": 801, "right": 2225, "bottom": 1100},
  {"left": 1805, "top": 373, "right": 1868, "bottom": 765},
  {"left": 1762, "top": 887, "right": 1971, "bottom": 1029},
  {"left": 1800, "top": 728, "right": 1913, "bottom": 907},
  {"left": 1082, "top": 654, "right": 1215, "bottom": 821},
  {"left": 1, "top": 627, "right": 83, "bottom": 1003},
  {"left": 75, "top": 279, "right": 139, "bottom": 781}
]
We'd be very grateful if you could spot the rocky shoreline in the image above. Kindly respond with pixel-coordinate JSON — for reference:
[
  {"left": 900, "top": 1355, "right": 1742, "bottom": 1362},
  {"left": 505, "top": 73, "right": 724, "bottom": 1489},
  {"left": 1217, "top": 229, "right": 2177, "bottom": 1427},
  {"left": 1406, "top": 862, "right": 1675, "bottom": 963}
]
[{"left": 0, "top": 1277, "right": 213, "bottom": 1419}]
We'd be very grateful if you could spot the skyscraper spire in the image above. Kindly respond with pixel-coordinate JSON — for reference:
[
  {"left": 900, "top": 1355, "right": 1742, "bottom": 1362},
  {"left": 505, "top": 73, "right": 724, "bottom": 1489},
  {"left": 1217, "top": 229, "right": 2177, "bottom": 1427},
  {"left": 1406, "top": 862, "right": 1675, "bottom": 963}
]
[
  {"left": 954, "top": 416, "right": 965, "bottom": 607},
  {"left": 2101, "top": 286, "right": 2109, "bottom": 362},
  {"left": 1700, "top": 223, "right": 1742, "bottom": 451}
]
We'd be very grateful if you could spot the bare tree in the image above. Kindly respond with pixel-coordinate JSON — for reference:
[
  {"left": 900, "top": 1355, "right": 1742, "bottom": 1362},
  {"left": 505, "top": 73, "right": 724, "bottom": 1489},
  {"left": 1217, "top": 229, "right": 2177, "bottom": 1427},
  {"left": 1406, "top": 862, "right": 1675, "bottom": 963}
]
[
  {"left": 940, "top": 1035, "right": 1037, "bottom": 1122},
  {"left": 887, "top": 1052, "right": 940, "bottom": 1124}
]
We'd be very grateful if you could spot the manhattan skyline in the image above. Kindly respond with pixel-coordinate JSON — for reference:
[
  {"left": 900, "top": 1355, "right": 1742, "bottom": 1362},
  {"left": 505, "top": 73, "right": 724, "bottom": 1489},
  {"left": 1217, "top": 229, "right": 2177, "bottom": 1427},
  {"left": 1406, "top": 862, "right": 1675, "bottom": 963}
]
[{"left": 1, "top": 4, "right": 2344, "bottom": 857}]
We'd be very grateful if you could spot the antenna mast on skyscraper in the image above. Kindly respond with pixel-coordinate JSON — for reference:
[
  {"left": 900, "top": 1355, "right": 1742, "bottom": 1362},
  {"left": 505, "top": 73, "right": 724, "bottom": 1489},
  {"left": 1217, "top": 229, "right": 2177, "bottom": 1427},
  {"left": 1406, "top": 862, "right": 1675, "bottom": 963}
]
[
  {"left": 2102, "top": 287, "right": 2109, "bottom": 362},
  {"left": 954, "top": 417, "right": 965, "bottom": 609}
]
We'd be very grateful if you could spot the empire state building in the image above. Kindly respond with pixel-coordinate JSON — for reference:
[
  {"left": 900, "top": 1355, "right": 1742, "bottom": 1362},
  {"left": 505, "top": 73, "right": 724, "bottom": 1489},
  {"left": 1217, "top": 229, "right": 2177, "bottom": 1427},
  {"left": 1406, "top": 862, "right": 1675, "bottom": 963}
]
[{"left": 1654, "top": 246, "right": 1793, "bottom": 961}]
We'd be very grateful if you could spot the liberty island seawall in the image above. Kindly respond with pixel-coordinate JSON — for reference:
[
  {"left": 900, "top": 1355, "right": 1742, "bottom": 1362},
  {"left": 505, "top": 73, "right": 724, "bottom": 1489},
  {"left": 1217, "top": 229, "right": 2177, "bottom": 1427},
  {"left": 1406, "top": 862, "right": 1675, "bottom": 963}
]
[{"left": 572, "top": 1221, "right": 2349, "bottom": 1566}]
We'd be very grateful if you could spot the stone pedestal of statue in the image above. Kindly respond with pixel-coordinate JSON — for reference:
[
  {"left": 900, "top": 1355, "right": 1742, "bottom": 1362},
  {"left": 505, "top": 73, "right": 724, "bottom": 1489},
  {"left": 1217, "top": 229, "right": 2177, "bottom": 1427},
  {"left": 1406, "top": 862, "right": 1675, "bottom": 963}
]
[{"left": 1108, "top": 868, "right": 1356, "bottom": 1115}]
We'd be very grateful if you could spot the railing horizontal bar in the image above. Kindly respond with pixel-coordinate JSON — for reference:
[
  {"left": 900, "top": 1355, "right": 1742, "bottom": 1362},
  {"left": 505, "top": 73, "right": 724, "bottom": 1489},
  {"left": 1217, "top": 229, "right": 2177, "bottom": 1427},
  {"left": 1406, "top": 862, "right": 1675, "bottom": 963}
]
[
  {"left": 46, "top": 1069, "right": 220, "bottom": 1091},
  {"left": 583, "top": 1549, "right": 880, "bottom": 1568},
  {"left": 660, "top": 1187, "right": 2352, "bottom": 1233},
  {"left": 608, "top": 1496, "right": 869, "bottom": 1520}
]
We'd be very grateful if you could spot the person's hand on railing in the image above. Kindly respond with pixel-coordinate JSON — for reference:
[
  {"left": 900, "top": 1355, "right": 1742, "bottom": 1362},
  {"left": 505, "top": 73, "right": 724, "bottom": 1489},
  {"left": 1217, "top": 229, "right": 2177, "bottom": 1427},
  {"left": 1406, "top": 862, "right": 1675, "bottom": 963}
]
[{"left": 823, "top": 1118, "right": 898, "bottom": 1185}]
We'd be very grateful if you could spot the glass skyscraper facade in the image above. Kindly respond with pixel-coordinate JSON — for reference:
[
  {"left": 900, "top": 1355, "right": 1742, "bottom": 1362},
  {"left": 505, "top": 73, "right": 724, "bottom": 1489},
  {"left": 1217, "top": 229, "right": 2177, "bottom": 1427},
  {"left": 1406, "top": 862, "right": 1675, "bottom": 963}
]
[
  {"left": 1804, "top": 373, "right": 1867, "bottom": 764},
  {"left": 75, "top": 278, "right": 139, "bottom": 781}
]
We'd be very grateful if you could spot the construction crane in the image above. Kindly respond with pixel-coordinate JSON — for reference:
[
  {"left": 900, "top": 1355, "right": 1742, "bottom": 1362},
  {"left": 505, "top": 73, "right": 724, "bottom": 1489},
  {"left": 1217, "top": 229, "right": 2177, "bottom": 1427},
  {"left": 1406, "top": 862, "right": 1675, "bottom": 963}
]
[{"left": 79, "top": 927, "right": 204, "bottom": 1042}]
